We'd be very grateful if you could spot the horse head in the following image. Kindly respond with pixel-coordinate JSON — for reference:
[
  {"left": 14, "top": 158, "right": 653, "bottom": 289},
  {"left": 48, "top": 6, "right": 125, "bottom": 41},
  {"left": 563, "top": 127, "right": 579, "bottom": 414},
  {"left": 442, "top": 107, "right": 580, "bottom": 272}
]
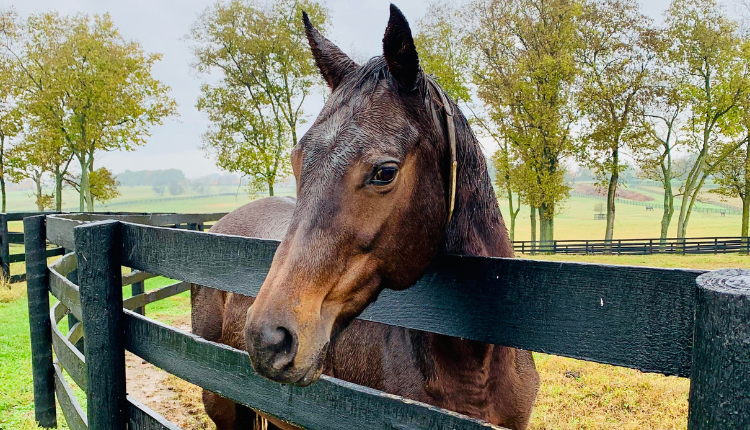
[{"left": 244, "top": 4, "right": 462, "bottom": 386}]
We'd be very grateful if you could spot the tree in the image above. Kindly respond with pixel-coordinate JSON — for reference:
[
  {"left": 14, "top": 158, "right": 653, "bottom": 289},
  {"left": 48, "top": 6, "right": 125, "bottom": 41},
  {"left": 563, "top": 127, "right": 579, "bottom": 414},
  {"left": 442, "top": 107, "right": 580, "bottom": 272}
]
[
  {"left": 190, "top": 0, "right": 329, "bottom": 196},
  {"left": 3, "top": 12, "right": 176, "bottom": 211},
  {"left": 414, "top": 1, "right": 472, "bottom": 104},
  {"left": 638, "top": 74, "right": 688, "bottom": 244},
  {"left": 711, "top": 139, "right": 749, "bottom": 238},
  {"left": 65, "top": 167, "right": 121, "bottom": 206},
  {"left": 576, "top": 0, "right": 658, "bottom": 242},
  {"left": 666, "top": 0, "right": 750, "bottom": 237},
  {"left": 0, "top": 10, "right": 21, "bottom": 212},
  {"left": 491, "top": 142, "right": 523, "bottom": 242},
  {"left": 470, "top": 0, "right": 581, "bottom": 245}
]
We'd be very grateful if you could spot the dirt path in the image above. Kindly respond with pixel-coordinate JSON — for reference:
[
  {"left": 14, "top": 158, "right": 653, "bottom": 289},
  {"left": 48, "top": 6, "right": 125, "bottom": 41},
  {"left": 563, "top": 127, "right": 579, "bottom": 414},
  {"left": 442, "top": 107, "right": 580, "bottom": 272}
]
[{"left": 125, "top": 315, "right": 215, "bottom": 429}]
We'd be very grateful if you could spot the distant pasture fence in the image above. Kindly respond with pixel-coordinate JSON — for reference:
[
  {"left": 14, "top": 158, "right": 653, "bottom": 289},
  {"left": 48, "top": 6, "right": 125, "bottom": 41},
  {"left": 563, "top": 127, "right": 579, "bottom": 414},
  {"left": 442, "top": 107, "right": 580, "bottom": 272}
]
[
  {"left": 569, "top": 191, "right": 743, "bottom": 216},
  {"left": 23, "top": 212, "right": 750, "bottom": 429},
  {"left": 0, "top": 211, "right": 227, "bottom": 284},
  {"left": 514, "top": 236, "right": 750, "bottom": 255}
]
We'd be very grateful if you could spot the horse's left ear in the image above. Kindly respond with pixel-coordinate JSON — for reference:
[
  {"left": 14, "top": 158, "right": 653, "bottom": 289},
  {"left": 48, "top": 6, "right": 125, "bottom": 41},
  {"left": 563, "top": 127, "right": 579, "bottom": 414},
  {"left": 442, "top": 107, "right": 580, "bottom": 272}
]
[
  {"left": 303, "top": 11, "right": 358, "bottom": 90},
  {"left": 383, "top": 4, "right": 420, "bottom": 91}
]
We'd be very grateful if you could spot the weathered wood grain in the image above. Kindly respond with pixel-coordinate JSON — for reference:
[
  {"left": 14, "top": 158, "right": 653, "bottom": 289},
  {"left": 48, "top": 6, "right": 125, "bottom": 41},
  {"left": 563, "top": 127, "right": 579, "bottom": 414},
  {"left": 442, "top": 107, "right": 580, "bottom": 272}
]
[
  {"left": 46, "top": 216, "right": 82, "bottom": 250},
  {"left": 121, "top": 223, "right": 702, "bottom": 376},
  {"left": 122, "top": 270, "right": 156, "bottom": 287},
  {"left": 122, "top": 281, "right": 190, "bottom": 313},
  {"left": 76, "top": 220, "right": 127, "bottom": 430},
  {"left": 128, "top": 395, "right": 181, "bottom": 430},
  {"left": 688, "top": 269, "right": 750, "bottom": 430},
  {"left": 8, "top": 231, "right": 24, "bottom": 243},
  {"left": 53, "top": 363, "right": 87, "bottom": 430},
  {"left": 23, "top": 215, "right": 56, "bottom": 428},
  {"left": 124, "top": 310, "right": 502, "bottom": 430},
  {"left": 51, "top": 302, "right": 87, "bottom": 391}
]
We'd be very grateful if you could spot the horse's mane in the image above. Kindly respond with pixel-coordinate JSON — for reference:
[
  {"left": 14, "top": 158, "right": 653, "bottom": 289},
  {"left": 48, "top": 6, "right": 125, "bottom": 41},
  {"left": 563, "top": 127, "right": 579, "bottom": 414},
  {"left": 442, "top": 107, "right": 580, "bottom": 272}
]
[{"left": 335, "top": 57, "right": 512, "bottom": 257}]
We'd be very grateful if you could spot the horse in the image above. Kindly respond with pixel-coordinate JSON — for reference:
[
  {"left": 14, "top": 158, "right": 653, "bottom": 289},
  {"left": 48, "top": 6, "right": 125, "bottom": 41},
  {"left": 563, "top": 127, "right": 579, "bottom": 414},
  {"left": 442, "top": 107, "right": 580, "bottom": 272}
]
[{"left": 191, "top": 5, "right": 539, "bottom": 429}]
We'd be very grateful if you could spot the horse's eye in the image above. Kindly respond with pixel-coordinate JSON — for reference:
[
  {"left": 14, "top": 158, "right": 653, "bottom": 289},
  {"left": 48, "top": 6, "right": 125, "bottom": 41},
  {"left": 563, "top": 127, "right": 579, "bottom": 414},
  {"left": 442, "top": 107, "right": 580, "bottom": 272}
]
[{"left": 371, "top": 166, "right": 398, "bottom": 185}]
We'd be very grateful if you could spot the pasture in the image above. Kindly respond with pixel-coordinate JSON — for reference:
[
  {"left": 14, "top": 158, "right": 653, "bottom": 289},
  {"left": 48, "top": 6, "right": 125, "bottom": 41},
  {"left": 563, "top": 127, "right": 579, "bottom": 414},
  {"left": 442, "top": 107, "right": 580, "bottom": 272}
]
[{"left": 2, "top": 252, "right": 746, "bottom": 430}]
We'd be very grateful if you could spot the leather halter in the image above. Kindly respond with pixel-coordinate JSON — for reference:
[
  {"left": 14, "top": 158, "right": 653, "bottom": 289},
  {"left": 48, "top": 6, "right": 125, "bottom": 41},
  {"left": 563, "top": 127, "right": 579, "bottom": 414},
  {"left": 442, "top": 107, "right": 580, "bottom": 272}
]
[{"left": 426, "top": 77, "right": 458, "bottom": 224}]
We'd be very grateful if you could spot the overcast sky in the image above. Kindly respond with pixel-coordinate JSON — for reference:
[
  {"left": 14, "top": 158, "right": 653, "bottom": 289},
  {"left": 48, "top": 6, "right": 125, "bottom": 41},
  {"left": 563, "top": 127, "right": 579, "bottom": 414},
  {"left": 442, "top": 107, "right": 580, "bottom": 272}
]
[{"left": 0, "top": 0, "right": 725, "bottom": 178}]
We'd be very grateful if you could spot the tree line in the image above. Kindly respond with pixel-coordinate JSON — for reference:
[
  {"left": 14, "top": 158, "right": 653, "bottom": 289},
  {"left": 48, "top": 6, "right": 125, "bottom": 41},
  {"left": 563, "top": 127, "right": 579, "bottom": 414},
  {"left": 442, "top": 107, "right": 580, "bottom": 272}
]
[
  {"left": 1, "top": 0, "right": 748, "bottom": 243},
  {"left": 414, "top": 0, "right": 750, "bottom": 242}
]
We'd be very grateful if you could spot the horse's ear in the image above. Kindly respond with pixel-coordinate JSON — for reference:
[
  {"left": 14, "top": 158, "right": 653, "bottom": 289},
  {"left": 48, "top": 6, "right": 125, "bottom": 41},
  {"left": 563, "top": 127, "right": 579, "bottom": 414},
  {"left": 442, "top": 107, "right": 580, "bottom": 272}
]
[
  {"left": 303, "top": 11, "right": 358, "bottom": 90},
  {"left": 383, "top": 4, "right": 420, "bottom": 91}
]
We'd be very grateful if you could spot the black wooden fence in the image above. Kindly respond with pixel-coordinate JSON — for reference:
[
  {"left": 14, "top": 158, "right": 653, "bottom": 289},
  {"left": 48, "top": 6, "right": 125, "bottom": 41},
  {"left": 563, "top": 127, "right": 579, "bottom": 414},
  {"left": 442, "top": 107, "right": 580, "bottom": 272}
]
[
  {"left": 25, "top": 213, "right": 750, "bottom": 429},
  {"left": 0, "top": 211, "right": 226, "bottom": 284},
  {"left": 514, "top": 236, "right": 750, "bottom": 255}
]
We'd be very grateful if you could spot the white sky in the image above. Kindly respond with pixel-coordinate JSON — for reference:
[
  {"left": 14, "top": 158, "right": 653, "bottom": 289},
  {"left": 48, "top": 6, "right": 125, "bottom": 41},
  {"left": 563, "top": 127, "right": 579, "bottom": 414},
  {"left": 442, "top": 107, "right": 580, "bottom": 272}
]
[{"left": 1, "top": 0, "right": 727, "bottom": 178}]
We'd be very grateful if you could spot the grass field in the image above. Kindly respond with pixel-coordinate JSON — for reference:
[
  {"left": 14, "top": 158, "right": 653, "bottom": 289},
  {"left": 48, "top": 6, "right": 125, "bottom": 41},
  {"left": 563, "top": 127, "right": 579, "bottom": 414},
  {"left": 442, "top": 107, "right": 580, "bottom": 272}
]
[{"left": 1, "top": 253, "right": 747, "bottom": 429}]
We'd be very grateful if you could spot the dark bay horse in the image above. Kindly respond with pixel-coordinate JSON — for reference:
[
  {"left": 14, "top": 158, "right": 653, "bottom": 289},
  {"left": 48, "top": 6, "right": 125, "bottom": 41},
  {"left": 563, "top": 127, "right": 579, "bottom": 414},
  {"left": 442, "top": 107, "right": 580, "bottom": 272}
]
[{"left": 191, "top": 5, "right": 539, "bottom": 429}]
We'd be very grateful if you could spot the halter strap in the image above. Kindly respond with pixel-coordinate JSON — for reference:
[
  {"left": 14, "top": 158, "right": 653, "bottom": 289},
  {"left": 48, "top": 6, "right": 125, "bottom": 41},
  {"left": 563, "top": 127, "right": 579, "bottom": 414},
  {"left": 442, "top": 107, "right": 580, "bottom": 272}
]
[{"left": 427, "top": 78, "right": 458, "bottom": 225}]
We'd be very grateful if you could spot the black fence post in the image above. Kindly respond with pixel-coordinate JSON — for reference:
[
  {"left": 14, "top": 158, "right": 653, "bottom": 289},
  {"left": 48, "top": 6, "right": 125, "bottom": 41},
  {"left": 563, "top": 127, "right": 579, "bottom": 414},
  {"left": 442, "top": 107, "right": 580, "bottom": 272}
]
[
  {"left": 688, "top": 269, "right": 750, "bottom": 429},
  {"left": 1, "top": 214, "right": 9, "bottom": 281},
  {"left": 76, "top": 220, "right": 127, "bottom": 430},
  {"left": 23, "top": 215, "right": 56, "bottom": 428}
]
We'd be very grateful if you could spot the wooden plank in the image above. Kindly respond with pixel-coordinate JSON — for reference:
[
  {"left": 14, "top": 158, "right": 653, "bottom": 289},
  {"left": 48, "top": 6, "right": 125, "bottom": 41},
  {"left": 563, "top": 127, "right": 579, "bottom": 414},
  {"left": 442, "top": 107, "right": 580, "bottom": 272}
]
[
  {"left": 76, "top": 220, "right": 127, "bottom": 430},
  {"left": 121, "top": 223, "right": 702, "bottom": 376},
  {"left": 8, "top": 232, "right": 24, "bottom": 243},
  {"left": 23, "top": 215, "right": 57, "bottom": 428},
  {"left": 53, "top": 363, "right": 88, "bottom": 430},
  {"left": 123, "top": 281, "right": 190, "bottom": 312},
  {"left": 51, "top": 302, "right": 87, "bottom": 391},
  {"left": 46, "top": 216, "right": 82, "bottom": 250},
  {"left": 128, "top": 395, "right": 181, "bottom": 430},
  {"left": 49, "top": 267, "right": 83, "bottom": 321},
  {"left": 122, "top": 270, "right": 157, "bottom": 286},
  {"left": 4, "top": 211, "right": 62, "bottom": 222},
  {"left": 688, "top": 269, "right": 750, "bottom": 429},
  {"left": 10, "top": 273, "right": 26, "bottom": 284},
  {"left": 67, "top": 321, "right": 84, "bottom": 348},
  {"left": 124, "top": 311, "right": 501, "bottom": 430}
]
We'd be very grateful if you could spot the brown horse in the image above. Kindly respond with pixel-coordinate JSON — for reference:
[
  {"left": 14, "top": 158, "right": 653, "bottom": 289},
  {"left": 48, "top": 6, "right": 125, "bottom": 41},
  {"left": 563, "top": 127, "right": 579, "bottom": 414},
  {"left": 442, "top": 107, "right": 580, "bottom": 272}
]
[{"left": 191, "top": 5, "right": 539, "bottom": 430}]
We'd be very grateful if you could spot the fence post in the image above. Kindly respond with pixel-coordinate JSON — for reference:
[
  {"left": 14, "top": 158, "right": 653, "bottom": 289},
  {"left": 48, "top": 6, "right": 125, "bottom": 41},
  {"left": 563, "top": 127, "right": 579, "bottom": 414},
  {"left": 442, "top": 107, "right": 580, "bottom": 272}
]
[
  {"left": 1, "top": 214, "right": 9, "bottom": 281},
  {"left": 23, "top": 215, "right": 56, "bottom": 428},
  {"left": 76, "top": 220, "right": 127, "bottom": 430},
  {"left": 688, "top": 269, "right": 750, "bottom": 429}
]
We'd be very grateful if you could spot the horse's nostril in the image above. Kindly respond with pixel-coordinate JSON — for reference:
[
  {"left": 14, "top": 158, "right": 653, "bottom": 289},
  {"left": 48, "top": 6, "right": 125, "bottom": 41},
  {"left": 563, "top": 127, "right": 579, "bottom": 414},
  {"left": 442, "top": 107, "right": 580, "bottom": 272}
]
[{"left": 258, "top": 325, "right": 297, "bottom": 370}]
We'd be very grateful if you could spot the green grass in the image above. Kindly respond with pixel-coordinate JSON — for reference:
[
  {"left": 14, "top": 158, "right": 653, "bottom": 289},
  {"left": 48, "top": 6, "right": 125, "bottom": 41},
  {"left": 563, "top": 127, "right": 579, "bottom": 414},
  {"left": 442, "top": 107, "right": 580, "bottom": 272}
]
[{"left": 0, "top": 274, "right": 191, "bottom": 429}]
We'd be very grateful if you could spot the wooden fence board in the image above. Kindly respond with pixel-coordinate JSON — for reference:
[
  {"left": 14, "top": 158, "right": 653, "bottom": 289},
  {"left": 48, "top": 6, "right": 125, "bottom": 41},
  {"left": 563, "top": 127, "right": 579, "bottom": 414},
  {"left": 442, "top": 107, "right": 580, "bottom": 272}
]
[
  {"left": 128, "top": 396, "right": 181, "bottom": 430},
  {"left": 122, "top": 281, "right": 190, "bottom": 312},
  {"left": 121, "top": 223, "right": 702, "bottom": 376},
  {"left": 53, "top": 363, "right": 87, "bottom": 430},
  {"left": 124, "top": 311, "right": 502, "bottom": 430},
  {"left": 49, "top": 268, "right": 83, "bottom": 321},
  {"left": 51, "top": 302, "right": 87, "bottom": 391}
]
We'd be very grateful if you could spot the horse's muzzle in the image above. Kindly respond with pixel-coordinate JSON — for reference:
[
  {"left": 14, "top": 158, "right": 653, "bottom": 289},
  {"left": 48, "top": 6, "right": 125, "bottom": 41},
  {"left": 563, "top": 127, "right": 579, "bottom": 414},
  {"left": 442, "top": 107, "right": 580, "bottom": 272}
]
[{"left": 244, "top": 308, "right": 326, "bottom": 387}]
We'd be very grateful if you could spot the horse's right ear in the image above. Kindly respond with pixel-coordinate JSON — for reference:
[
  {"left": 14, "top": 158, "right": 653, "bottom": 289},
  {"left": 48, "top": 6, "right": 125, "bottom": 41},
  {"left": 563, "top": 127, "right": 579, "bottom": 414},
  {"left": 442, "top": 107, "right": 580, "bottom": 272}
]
[{"left": 303, "top": 11, "right": 358, "bottom": 90}]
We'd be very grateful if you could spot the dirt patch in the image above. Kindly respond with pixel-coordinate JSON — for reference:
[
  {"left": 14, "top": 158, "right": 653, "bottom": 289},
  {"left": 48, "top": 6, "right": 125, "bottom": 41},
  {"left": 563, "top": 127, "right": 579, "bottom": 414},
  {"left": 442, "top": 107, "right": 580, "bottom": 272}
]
[
  {"left": 574, "top": 184, "right": 654, "bottom": 202},
  {"left": 126, "top": 315, "right": 215, "bottom": 429}
]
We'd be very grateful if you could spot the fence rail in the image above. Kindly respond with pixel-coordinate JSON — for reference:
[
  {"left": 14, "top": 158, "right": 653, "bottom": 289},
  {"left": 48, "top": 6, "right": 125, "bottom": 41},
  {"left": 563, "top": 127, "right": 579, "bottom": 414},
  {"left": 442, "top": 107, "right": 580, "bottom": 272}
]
[
  {"left": 514, "top": 236, "right": 750, "bottom": 255},
  {"left": 0, "top": 211, "right": 227, "bottom": 284},
  {"left": 22, "top": 213, "right": 750, "bottom": 430}
]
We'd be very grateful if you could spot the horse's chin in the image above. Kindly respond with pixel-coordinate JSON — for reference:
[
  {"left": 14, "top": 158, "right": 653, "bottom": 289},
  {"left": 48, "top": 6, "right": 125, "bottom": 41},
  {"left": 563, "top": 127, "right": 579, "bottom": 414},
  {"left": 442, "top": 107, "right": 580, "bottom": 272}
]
[{"left": 250, "top": 342, "right": 329, "bottom": 387}]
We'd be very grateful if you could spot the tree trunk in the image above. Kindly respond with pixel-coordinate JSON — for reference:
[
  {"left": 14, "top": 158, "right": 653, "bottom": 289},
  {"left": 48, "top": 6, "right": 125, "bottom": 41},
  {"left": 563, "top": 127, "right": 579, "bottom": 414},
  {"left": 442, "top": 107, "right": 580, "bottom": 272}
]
[
  {"left": 78, "top": 156, "right": 89, "bottom": 212},
  {"left": 530, "top": 205, "right": 537, "bottom": 254},
  {"left": 54, "top": 166, "right": 63, "bottom": 212},
  {"left": 507, "top": 188, "right": 520, "bottom": 243},
  {"left": 605, "top": 165, "right": 618, "bottom": 243},
  {"left": 539, "top": 203, "right": 554, "bottom": 253},
  {"left": 268, "top": 181, "right": 274, "bottom": 197}
]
